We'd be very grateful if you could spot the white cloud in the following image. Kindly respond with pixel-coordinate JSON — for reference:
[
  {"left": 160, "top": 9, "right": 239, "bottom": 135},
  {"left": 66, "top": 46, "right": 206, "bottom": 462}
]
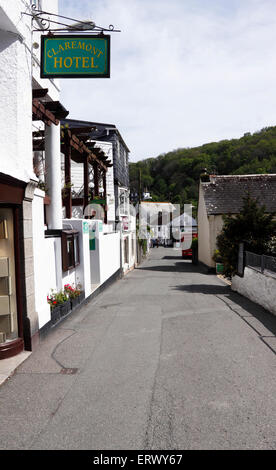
[{"left": 58, "top": 0, "right": 276, "bottom": 161}]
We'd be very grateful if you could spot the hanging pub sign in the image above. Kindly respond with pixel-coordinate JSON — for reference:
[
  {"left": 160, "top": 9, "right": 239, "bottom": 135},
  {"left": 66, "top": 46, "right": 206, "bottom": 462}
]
[{"left": 41, "top": 35, "right": 110, "bottom": 78}]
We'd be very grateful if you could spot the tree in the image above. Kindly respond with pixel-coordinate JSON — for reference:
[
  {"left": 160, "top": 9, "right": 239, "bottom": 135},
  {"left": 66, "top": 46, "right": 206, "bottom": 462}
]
[{"left": 216, "top": 194, "right": 276, "bottom": 277}]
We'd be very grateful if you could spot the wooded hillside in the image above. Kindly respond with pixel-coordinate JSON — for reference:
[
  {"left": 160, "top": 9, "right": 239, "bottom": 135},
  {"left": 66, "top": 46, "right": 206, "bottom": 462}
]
[{"left": 129, "top": 126, "right": 276, "bottom": 209}]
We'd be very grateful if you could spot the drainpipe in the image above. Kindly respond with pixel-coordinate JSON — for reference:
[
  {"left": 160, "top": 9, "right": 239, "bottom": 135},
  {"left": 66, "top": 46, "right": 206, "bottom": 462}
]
[{"left": 45, "top": 123, "right": 62, "bottom": 229}]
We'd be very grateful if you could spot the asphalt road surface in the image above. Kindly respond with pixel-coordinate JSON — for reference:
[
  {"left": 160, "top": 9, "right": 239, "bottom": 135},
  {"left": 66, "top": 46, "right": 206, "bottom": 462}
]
[{"left": 0, "top": 247, "right": 275, "bottom": 450}]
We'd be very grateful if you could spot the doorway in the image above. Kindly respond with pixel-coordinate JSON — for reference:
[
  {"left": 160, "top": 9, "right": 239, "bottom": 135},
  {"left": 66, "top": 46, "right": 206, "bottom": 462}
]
[{"left": 0, "top": 207, "right": 21, "bottom": 353}]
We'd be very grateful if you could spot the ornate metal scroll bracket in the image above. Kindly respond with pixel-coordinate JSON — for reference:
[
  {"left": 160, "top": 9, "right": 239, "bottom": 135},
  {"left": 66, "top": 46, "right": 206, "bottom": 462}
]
[{"left": 22, "top": 4, "right": 121, "bottom": 34}]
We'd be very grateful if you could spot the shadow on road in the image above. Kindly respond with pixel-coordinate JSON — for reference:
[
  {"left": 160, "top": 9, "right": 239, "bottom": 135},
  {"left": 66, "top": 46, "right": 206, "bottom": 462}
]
[
  {"left": 227, "top": 290, "right": 276, "bottom": 339},
  {"left": 172, "top": 284, "right": 230, "bottom": 295},
  {"left": 173, "top": 282, "right": 276, "bottom": 345},
  {"left": 137, "top": 262, "right": 206, "bottom": 274}
]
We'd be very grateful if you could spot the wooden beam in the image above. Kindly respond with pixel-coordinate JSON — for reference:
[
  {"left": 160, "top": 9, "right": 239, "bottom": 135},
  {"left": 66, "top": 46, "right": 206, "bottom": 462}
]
[
  {"left": 32, "top": 88, "right": 48, "bottom": 99},
  {"left": 32, "top": 99, "right": 59, "bottom": 126},
  {"left": 62, "top": 129, "right": 110, "bottom": 172},
  {"left": 63, "top": 126, "right": 96, "bottom": 135},
  {"left": 93, "top": 162, "right": 99, "bottom": 197},
  {"left": 44, "top": 101, "right": 69, "bottom": 120}
]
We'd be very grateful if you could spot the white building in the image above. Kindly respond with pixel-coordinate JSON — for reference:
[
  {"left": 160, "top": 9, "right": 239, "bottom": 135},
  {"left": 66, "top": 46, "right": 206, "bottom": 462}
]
[
  {"left": 0, "top": 0, "right": 63, "bottom": 359},
  {"left": 0, "top": 1, "right": 125, "bottom": 360},
  {"left": 61, "top": 118, "right": 137, "bottom": 275},
  {"left": 140, "top": 201, "right": 176, "bottom": 242}
]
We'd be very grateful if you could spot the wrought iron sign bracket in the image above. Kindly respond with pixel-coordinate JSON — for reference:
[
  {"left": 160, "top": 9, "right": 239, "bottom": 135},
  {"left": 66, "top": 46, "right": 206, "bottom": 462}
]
[{"left": 22, "top": 4, "right": 121, "bottom": 34}]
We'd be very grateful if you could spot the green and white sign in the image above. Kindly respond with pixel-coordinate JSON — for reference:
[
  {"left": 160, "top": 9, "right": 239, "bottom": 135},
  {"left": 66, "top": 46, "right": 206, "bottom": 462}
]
[
  {"left": 41, "top": 35, "right": 110, "bottom": 78},
  {"left": 83, "top": 221, "right": 89, "bottom": 234}
]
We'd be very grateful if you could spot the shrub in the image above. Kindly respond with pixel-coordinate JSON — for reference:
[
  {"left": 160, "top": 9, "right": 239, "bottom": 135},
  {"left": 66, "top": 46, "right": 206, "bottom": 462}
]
[
  {"left": 212, "top": 249, "right": 222, "bottom": 263},
  {"left": 216, "top": 194, "right": 276, "bottom": 277}
]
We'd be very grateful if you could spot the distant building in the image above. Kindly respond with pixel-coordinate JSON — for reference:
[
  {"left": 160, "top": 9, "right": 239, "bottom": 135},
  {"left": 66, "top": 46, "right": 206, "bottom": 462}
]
[
  {"left": 62, "top": 119, "right": 130, "bottom": 219},
  {"left": 143, "top": 191, "right": 152, "bottom": 200},
  {"left": 61, "top": 119, "right": 136, "bottom": 274},
  {"left": 198, "top": 174, "right": 276, "bottom": 269},
  {"left": 140, "top": 201, "right": 176, "bottom": 241}
]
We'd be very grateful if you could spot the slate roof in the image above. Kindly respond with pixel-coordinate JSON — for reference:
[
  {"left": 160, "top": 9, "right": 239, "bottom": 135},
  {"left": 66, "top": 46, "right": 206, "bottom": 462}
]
[
  {"left": 61, "top": 118, "right": 130, "bottom": 152},
  {"left": 201, "top": 174, "right": 276, "bottom": 215}
]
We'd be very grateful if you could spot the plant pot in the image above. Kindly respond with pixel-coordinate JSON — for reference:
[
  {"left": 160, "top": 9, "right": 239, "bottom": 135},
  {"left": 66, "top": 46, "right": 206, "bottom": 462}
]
[
  {"left": 60, "top": 299, "right": 71, "bottom": 318},
  {"left": 71, "top": 296, "right": 80, "bottom": 310},
  {"left": 216, "top": 263, "right": 224, "bottom": 274},
  {"left": 51, "top": 305, "right": 61, "bottom": 325},
  {"left": 79, "top": 291, "right": 85, "bottom": 303}
]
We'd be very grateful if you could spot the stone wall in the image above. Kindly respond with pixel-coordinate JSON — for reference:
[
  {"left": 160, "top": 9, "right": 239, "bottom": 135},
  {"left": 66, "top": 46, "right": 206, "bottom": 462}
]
[{"left": 232, "top": 267, "right": 276, "bottom": 316}]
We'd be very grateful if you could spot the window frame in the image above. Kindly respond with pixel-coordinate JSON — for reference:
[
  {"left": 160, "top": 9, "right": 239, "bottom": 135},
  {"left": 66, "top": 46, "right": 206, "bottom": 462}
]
[{"left": 61, "top": 230, "right": 80, "bottom": 272}]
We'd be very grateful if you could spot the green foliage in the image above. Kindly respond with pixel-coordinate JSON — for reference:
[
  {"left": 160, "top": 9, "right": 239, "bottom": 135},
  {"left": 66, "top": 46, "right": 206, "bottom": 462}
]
[
  {"left": 192, "top": 237, "right": 198, "bottom": 249},
  {"left": 130, "top": 126, "right": 276, "bottom": 205},
  {"left": 139, "top": 238, "right": 147, "bottom": 255},
  {"left": 216, "top": 194, "right": 276, "bottom": 277},
  {"left": 212, "top": 249, "right": 222, "bottom": 263},
  {"left": 64, "top": 283, "right": 82, "bottom": 299},
  {"left": 47, "top": 289, "right": 68, "bottom": 308},
  {"left": 192, "top": 237, "right": 198, "bottom": 265}
]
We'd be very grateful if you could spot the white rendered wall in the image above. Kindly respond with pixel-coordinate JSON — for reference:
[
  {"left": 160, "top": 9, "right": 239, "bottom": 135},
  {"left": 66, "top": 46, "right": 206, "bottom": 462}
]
[
  {"left": 32, "top": 188, "right": 55, "bottom": 329},
  {"left": 0, "top": 0, "right": 60, "bottom": 183},
  {"left": 198, "top": 184, "right": 213, "bottom": 267},
  {"left": 121, "top": 231, "right": 136, "bottom": 273},
  {"left": 99, "top": 232, "right": 120, "bottom": 284},
  {"left": 90, "top": 221, "right": 120, "bottom": 285},
  {"left": 62, "top": 219, "right": 92, "bottom": 299},
  {"left": 0, "top": 29, "right": 33, "bottom": 182},
  {"left": 232, "top": 268, "right": 276, "bottom": 316}
]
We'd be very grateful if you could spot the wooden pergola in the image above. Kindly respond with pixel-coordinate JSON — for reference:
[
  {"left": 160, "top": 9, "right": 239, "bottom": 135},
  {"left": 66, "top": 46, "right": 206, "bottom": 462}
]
[
  {"left": 61, "top": 127, "right": 112, "bottom": 220},
  {"left": 32, "top": 90, "right": 112, "bottom": 221}
]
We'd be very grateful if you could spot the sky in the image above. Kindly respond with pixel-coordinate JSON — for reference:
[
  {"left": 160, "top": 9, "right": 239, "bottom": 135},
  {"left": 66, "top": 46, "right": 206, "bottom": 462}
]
[{"left": 57, "top": 0, "right": 276, "bottom": 162}]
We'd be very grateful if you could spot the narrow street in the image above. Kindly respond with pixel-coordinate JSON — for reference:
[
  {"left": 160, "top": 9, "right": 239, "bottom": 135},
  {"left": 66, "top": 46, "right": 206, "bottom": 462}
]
[{"left": 0, "top": 247, "right": 275, "bottom": 450}]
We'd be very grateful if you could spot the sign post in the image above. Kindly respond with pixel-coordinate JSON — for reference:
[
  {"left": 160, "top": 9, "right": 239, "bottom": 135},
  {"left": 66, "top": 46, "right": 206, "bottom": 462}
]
[{"left": 41, "top": 35, "right": 110, "bottom": 78}]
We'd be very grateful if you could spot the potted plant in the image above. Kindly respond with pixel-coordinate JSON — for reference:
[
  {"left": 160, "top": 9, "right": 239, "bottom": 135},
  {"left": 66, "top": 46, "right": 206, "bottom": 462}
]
[
  {"left": 64, "top": 283, "right": 85, "bottom": 309},
  {"left": 59, "top": 290, "right": 71, "bottom": 317},
  {"left": 47, "top": 289, "right": 71, "bottom": 323},
  {"left": 47, "top": 292, "right": 61, "bottom": 324},
  {"left": 213, "top": 249, "right": 224, "bottom": 274}
]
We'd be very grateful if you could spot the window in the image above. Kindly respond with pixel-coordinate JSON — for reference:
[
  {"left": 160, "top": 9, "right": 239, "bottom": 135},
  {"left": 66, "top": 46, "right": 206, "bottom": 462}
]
[
  {"left": 62, "top": 230, "right": 80, "bottom": 271},
  {"left": 119, "top": 189, "right": 129, "bottom": 216}
]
